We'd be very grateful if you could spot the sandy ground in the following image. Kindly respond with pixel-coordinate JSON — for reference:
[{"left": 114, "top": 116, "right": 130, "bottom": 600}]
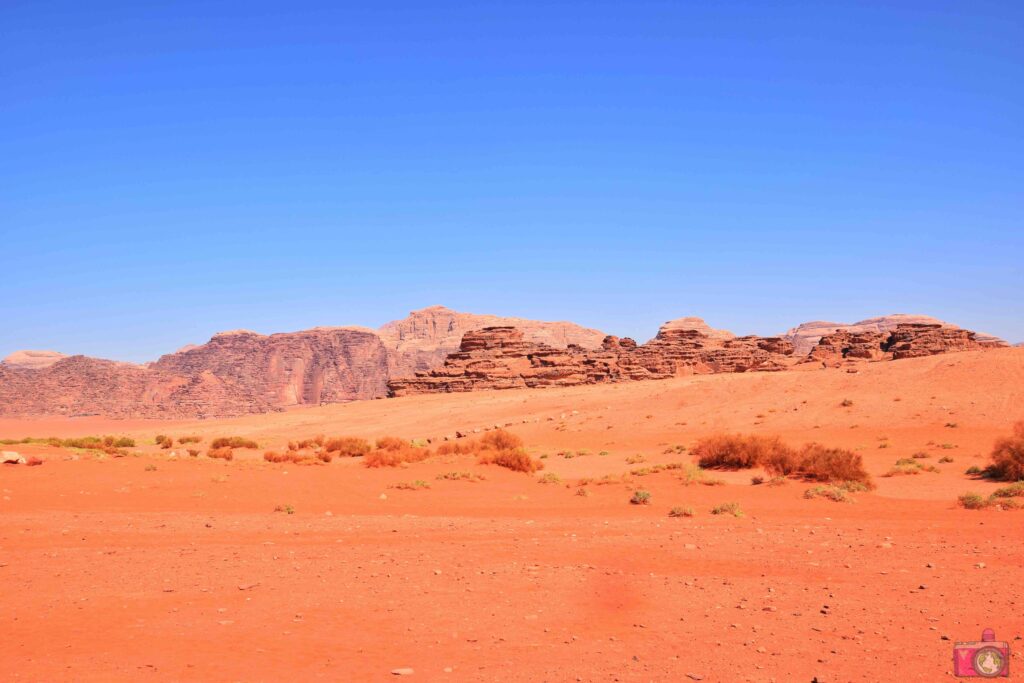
[{"left": 1, "top": 348, "right": 1023, "bottom": 681}]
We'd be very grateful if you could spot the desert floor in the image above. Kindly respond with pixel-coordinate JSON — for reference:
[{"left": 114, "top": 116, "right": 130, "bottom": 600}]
[{"left": 2, "top": 349, "right": 1023, "bottom": 682}]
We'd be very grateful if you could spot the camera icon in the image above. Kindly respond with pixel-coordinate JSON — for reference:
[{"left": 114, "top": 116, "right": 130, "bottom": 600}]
[{"left": 954, "top": 629, "right": 1009, "bottom": 678}]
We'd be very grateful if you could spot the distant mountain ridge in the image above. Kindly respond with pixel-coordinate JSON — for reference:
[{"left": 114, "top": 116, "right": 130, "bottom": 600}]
[{"left": 0, "top": 308, "right": 1010, "bottom": 418}]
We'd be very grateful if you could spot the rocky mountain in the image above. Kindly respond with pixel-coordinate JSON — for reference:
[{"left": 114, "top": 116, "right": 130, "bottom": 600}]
[
  {"left": 785, "top": 314, "right": 1006, "bottom": 356},
  {"left": 2, "top": 350, "right": 67, "bottom": 369},
  {"left": 806, "top": 323, "right": 992, "bottom": 366},
  {"left": 378, "top": 305, "right": 606, "bottom": 376},
  {"left": 388, "top": 318, "right": 796, "bottom": 397},
  {"left": 0, "top": 307, "right": 1009, "bottom": 417}
]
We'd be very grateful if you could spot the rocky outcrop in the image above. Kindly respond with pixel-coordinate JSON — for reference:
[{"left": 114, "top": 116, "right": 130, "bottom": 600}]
[
  {"left": 388, "top": 319, "right": 796, "bottom": 396},
  {"left": 785, "top": 314, "right": 1006, "bottom": 356},
  {"left": 806, "top": 323, "right": 990, "bottom": 366},
  {"left": 2, "top": 350, "right": 67, "bottom": 369},
  {"left": 152, "top": 327, "right": 390, "bottom": 407},
  {"left": 378, "top": 305, "right": 606, "bottom": 377}
]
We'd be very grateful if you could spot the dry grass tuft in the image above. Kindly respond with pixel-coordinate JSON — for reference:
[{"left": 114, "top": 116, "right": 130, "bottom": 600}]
[
  {"left": 211, "top": 436, "right": 258, "bottom": 450},
  {"left": 323, "top": 437, "right": 371, "bottom": 458}
]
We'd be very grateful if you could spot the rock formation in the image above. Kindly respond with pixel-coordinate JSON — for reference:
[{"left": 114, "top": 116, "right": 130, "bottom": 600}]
[
  {"left": 378, "top": 305, "right": 606, "bottom": 376},
  {"left": 388, "top": 319, "right": 796, "bottom": 397},
  {"left": 151, "top": 327, "right": 390, "bottom": 407},
  {"left": 806, "top": 323, "right": 991, "bottom": 366},
  {"left": 785, "top": 314, "right": 1005, "bottom": 356},
  {"left": 2, "top": 350, "right": 67, "bottom": 369}
]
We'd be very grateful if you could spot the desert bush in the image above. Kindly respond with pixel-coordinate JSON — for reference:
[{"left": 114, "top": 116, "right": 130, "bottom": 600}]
[
  {"left": 274, "top": 504, "right": 295, "bottom": 514},
  {"left": 437, "top": 440, "right": 479, "bottom": 456},
  {"left": 795, "top": 444, "right": 873, "bottom": 487},
  {"left": 160, "top": 438, "right": 172, "bottom": 450},
  {"left": 939, "top": 455, "right": 954, "bottom": 463},
  {"left": 695, "top": 434, "right": 796, "bottom": 473},
  {"left": 317, "top": 450, "right": 333, "bottom": 463},
  {"left": 538, "top": 472, "right": 562, "bottom": 484},
  {"left": 211, "top": 436, "right": 258, "bottom": 450},
  {"left": 988, "top": 422, "right": 1024, "bottom": 481},
  {"left": 436, "top": 471, "right": 485, "bottom": 482},
  {"left": 804, "top": 485, "right": 850, "bottom": 503},
  {"left": 630, "top": 490, "right": 651, "bottom": 505},
  {"left": 711, "top": 502, "right": 744, "bottom": 517},
  {"left": 840, "top": 399, "right": 854, "bottom": 407},
  {"left": 958, "top": 492, "right": 988, "bottom": 510},
  {"left": 375, "top": 436, "right": 407, "bottom": 451},
  {"left": 766, "top": 476, "right": 788, "bottom": 487},
  {"left": 264, "top": 451, "right": 287, "bottom": 463},
  {"left": 992, "top": 482, "right": 1024, "bottom": 498},
  {"left": 364, "top": 438, "right": 432, "bottom": 468},
  {"left": 480, "top": 429, "right": 523, "bottom": 451},
  {"left": 625, "top": 454, "right": 646, "bottom": 465},
  {"left": 154, "top": 434, "right": 170, "bottom": 446},
  {"left": 885, "top": 458, "right": 939, "bottom": 477},
  {"left": 751, "top": 476, "right": 764, "bottom": 485},
  {"left": 478, "top": 448, "right": 543, "bottom": 473},
  {"left": 965, "top": 465, "right": 984, "bottom": 475},
  {"left": 208, "top": 447, "right": 234, "bottom": 461},
  {"left": 187, "top": 448, "right": 200, "bottom": 457},
  {"left": 324, "top": 437, "right": 371, "bottom": 458},
  {"left": 668, "top": 506, "right": 694, "bottom": 517},
  {"left": 178, "top": 435, "right": 201, "bottom": 444},
  {"left": 912, "top": 451, "right": 930, "bottom": 459}
]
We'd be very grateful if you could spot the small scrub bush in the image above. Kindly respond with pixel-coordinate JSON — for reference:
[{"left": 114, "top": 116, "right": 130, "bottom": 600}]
[
  {"left": 178, "top": 435, "right": 201, "bottom": 444},
  {"left": 480, "top": 429, "right": 523, "bottom": 451},
  {"left": 625, "top": 454, "right": 646, "bottom": 465},
  {"left": 630, "top": 490, "right": 651, "bottom": 505},
  {"left": 478, "top": 448, "right": 543, "bottom": 473},
  {"left": 939, "top": 455, "right": 954, "bottom": 464},
  {"left": 804, "top": 485, "right": 850, "bottom": 503},
  {"left": 695, "top": 434, "right": 789, "bottom": 470},
  {"left": 436, "top": 440, "right": 478, "bottom": 456},
  {"left": 958, "top": 492, "right": 987, "bottom": 510},
  {"left": 750, "top": 476, "right": 764, "bottom": 485},
  {"left": 274, "top": 504, "right": 295, "bottom": 514},
  {"left": 207, "top": 447, "right": 234, "bottom": 461},
  {"left": 840, "top": 399, "right": 854, "bottom": 407},
  {"left": 965, "top": 465, "right": 984, "bottom": 475},
  {"left": 795, "top": 444, "right": 873, "bottom": 487},
  {"left": 436, "top": 471, "right": 485, "bottom": 482},
  {"left": 992, "top": 482, "right": 1024, "bottom": 498},
  {"left": 154, "top": 434, "right": 170, "bottom": 446},
  {"left": 912, "top": 451, "right": 930, "bottom": 459},
  {"left": 537, "top": 472, "right": 562, "bottom": 484},
  {"left": 323, "top": 437, "right": 371, "bottom": 457},
  {"left": 668, "top": 506, "right": 694, "bottom": 518},
  {"left": 988, "top": 422, "right": 1024, "bottom": 481},
  {"left": 144, "top": 463, "right": 157, "bottom": 472},
  {"left": 187, "top": 448, "right": 200, "bottom": 457},
  {"left": 575, "top": 487, "right": 590, "bottom": 497},
  {"left": 711, "top": 502, "right": 743, "bottom": 517},
  {"left": 211, "top": 436, "right": 258, "bottom": 450},
  {"left": 766, "top": 476, "right": 788, "bottom": 487}
]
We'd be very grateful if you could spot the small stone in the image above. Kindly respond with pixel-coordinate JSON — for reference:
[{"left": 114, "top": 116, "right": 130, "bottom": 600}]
[
  {"left": 391, "top": 668, "right": 414, "bottom": 676},
  {"left": 975, "top": 562, "right": 986, "bottom": 569},
  {"left": 238, "top": 582, "right": 260, "bottom": 591}
]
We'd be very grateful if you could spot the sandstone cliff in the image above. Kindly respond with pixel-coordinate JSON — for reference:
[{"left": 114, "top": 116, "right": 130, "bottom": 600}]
[
  {"left": 378, "top": 305, "right": 606, "bottom": 377},
  {"left": 388, "top": 318, "right": 796, "bottom": 397},
  {"left": 806, "top": 323, "right": 991, "bottom": 366},
  {"left": 785, "top": 314, "right": 1005, "bottom": 356}
]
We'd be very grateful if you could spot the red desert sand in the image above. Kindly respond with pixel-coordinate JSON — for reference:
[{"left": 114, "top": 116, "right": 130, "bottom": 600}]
[{"left": 1, "top": 348, "right": 1022, "bottom": 681}]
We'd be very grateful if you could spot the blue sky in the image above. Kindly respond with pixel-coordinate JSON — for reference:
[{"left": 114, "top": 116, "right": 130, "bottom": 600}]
[{"left": 2, "top": 1, "right": 1021, "bottom": 362}]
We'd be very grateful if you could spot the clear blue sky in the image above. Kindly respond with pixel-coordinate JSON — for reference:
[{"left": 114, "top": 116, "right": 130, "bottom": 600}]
[{"left": 3, "top": 1, "right": 1021, "bottom": 362}]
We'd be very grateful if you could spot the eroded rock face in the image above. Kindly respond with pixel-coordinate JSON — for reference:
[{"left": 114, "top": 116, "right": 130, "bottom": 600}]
[
  {"left": 378, "top": 305, "right": 606, "bottom": 377},
  {"left": 806, "top": 323, "right": 989, "bottom": 366},
  {"left": 785, "top": 314, "right": 1005, "bottom": 356},
  {"left": 2, "top": 350, "right": 67, "bottom": 369},
  {"left": 387, "top": 319, "right": 796, "bottom": 396},
  {"left": 152, "top": 327, "right": 390, "bottom": 407}
]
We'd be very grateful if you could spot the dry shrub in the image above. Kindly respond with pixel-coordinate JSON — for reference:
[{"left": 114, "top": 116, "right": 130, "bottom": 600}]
[
  {"left": 796, "top": 444, "right": 873, "bottom": 487},
  {"left": 178, "top": 435, "right": 202, "bottom": 444},
  {"left": 26, "top": 456, "right": 43, "bottom": 466},
  {"left": 364, "top": 437, "right": 432, "bottom": 468},
  {"left": 317, "top": 451, "right": 333, "bottom": 463},
  {"left": 989, "top": 422, "right": 1024, "bottom": 481},
  {"left": 211, "top": 436, "right": 258, "bottom": 450},
  {"left": 478, "top": 448, "right": 543, "bottom": 473},
  {"left": 480, "top": 429, "right": 523, "bottom": 451},
  {"left": 208, "top": 447, "right": 234, "bottom": 461},
  {"left": 187, "top": 448, "right": 200, "bottom": 457},
  {"left": 323, "top": 437, "right": 371, "bottom": 458},
  {"left": 695, "top": 434, "right": 794, "bottom": 471},
  {"left": 264, "top": 450, "right": 288, "bottom": 463},
  {"left": 437, "top": 440, "right": 479, "bottom": 456}
]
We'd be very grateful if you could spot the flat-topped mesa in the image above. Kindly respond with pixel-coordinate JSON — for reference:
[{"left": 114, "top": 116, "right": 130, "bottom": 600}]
[
  {"left": 806, "top": 323, "right": 990, "bottom": 366},
  {"left": 387, "top": 319, "right": 797, "bottom": 396}
]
